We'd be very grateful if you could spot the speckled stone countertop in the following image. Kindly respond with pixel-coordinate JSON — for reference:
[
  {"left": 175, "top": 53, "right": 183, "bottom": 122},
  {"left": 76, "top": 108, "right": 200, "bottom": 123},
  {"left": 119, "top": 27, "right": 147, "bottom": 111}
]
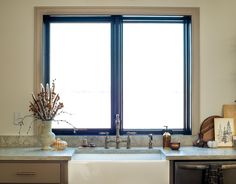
[
  {"left": 74, "top": 146, "right": 236, "bottom": 160},
  {"left": 162, "top": 146, "right": 236, "bottom": 160},
  {"left": 1, "top": 147, "right": 236, "bottom": 161},
  {"left": 0, "top": 147, "right": 75, "bottom": 161}
]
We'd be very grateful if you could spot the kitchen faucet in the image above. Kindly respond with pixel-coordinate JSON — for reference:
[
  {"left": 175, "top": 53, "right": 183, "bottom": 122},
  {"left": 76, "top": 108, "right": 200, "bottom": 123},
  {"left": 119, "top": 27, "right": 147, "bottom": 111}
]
[{"left": 100, "top": 114, "right": 135, "bottom": 149}]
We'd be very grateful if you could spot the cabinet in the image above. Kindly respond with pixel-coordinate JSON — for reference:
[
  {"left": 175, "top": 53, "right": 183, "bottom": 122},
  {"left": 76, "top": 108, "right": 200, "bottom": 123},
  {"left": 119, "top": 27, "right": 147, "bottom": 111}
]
[
  {"left": 0, "top": 160, "right": 68, "bottom": 184},
  {"left": 170, "top": 160, "right": 236, "bottom": 184}
]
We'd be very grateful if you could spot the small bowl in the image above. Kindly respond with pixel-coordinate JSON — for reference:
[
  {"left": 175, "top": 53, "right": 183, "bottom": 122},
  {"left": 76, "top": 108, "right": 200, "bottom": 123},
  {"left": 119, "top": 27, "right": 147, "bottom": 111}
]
[{"left": 170, "top": 142, "right": 180, "bottom": 150}]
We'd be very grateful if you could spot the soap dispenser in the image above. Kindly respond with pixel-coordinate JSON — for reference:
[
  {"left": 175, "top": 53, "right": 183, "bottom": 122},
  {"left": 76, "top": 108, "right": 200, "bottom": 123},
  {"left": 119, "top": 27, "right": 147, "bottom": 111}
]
[{"left": 163, "top": 125, "right": 171, "bottom": 149}]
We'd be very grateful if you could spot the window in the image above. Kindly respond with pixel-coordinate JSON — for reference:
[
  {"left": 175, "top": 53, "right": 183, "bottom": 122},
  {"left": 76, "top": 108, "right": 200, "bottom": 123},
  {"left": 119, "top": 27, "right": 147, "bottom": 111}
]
[{"left": 35, "top": 7, "right": 199, "bottom": 135}]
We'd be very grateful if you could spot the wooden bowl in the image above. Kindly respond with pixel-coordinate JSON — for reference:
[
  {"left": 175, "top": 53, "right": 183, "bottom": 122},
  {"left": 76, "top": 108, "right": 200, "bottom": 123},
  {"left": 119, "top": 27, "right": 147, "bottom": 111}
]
[{"left": 170, "top": 142, "right": 180, "bottom": 150}]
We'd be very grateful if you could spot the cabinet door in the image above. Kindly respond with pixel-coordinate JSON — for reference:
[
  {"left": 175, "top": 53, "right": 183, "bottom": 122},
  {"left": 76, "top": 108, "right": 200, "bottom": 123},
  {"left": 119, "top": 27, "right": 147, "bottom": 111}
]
[
  {"left": 174, "top": 161, "right": 236, "bottom": 184},
  {"left": 221, "top": 166, "right": 236, "bottom": 184},
  {"left": 174, "top": 162, "right": 204, "bottom": 184}
]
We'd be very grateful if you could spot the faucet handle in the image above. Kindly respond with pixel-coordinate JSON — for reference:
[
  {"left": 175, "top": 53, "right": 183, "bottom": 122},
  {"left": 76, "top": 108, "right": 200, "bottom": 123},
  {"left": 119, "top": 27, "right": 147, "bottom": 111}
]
[
  {"left": 126, "top": 132, "right": 136, "bottom": 149},
  {"left": 99, "top": 132, "right": 110, "bottom": 149}
]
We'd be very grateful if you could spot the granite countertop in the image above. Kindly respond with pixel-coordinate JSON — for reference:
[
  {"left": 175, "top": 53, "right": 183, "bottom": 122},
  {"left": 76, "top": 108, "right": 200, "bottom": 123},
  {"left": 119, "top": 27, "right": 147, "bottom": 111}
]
[
  {"left": 162, "top": 146, "right": 236, "bottom": 160},
  {"left": 0, "top": 147, "right": 75, "bottom": 161}
]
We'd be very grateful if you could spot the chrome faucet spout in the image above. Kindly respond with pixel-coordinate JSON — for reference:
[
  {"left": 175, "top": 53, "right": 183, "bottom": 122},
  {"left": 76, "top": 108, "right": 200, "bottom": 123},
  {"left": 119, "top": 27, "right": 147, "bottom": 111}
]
[
  {"left": 115, "top": 114, "right": 121, "bottom": 149},
  {"left": 148, "top": 134, "right": 153, "bottom": 149},
  {"left": 115, "top": 114, "right": 120, "bottom": 137}
]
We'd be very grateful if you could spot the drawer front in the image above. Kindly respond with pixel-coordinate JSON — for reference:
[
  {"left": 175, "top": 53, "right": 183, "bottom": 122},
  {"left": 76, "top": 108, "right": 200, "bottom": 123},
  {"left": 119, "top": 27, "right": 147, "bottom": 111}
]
[{"left": 0, "top": 163, "right": 60, "bottom": 183}]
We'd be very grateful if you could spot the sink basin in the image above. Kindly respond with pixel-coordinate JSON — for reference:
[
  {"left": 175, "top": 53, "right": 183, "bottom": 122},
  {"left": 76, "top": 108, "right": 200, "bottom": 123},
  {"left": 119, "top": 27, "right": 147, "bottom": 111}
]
[
  {"left": 75, "top": 147, "right": 162, "bottom": 154},
  {"left": 69, "top": 147, "right": 169, "bottom": 184},
  {"left": 72, "top": 153, "right": 163, "bottom": 161},
  {"left": 73, "top": 147, "right": 165, "bottom": 160}
]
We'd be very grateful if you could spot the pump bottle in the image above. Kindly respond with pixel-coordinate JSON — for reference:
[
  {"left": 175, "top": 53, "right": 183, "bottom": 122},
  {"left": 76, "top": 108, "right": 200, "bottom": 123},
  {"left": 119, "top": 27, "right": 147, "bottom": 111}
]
[{"left": 163, "top": 125, "right": 171, "bottom": 149}]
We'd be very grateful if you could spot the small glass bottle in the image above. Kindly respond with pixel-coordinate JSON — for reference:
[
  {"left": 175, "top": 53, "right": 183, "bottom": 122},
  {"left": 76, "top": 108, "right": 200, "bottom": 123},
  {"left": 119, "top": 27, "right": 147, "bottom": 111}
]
[{"left": 163, "top": 125, "right": 171, "bottom": 149}]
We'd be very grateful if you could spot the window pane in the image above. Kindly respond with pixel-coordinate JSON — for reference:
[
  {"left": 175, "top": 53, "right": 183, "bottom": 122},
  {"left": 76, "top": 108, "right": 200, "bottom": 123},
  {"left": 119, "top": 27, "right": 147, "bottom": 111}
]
[
  {"left": 50, "top": 23, "right": 111, "bottom": 128},
  {"left": 123, "top": 23, "right": 184, "bottom": 129}
]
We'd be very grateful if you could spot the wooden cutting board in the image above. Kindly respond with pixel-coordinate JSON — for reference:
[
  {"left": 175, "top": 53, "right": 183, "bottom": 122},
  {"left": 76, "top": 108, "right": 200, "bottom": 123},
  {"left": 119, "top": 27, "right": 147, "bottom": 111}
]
[
  {"left": 223, "top": 104, "right": 236, "bottom": 133},
  {"left": 200, "top": 115, "right": 222, "bottom": 142},
  {"left": 223, "top": 104, "right": 236, "bottom": 119}
]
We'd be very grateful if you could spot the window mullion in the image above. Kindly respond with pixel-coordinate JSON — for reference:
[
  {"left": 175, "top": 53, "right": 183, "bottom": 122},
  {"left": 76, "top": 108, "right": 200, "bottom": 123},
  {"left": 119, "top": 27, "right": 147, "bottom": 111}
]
[
  {"left": 184, "top": 16, "right": 192, "bottom": 134},
  {"left": 43, "top": 15, "right": 51, "bottom": 85},
  {"left": 111, "top": 16, "right": 123, "bottom": 135}
]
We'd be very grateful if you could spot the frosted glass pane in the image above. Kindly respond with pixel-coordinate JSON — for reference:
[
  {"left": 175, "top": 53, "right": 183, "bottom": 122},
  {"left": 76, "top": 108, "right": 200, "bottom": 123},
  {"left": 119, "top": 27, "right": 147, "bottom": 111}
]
[
  {"left": 50, "top": 23, "right": 111, "bottom": 129},
  {"left": 123, "top": 23, "right": 184, "bottom": 129}
]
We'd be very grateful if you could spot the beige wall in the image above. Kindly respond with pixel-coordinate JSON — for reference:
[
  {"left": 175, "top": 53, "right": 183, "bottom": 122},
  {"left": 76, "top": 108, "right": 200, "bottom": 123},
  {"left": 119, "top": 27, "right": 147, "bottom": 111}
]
[{"left": 0, "top": 0, "right": 236, "bottom": 135}]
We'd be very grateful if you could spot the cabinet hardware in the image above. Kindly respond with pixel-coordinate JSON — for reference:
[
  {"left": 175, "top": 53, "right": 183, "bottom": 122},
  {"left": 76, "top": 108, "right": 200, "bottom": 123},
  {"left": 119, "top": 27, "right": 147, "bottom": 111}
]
[
  {"left": 178, "top": 164, "right": 207, "bottom": 170},
  {"left": 179, "top": 164, "right": 236, "bottom": 170},
  {"left": 16, "top": 171, "right": 37, "bottom": 176},
  {"left": 222, "top": 164, "right": 236, "bottom": 170}
]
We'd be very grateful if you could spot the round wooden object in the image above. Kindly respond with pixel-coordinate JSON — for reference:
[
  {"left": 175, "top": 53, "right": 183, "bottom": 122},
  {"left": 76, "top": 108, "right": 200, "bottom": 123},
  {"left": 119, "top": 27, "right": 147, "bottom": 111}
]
[{"left": 200, "top": 115, "right": 222, "bottom": 142}]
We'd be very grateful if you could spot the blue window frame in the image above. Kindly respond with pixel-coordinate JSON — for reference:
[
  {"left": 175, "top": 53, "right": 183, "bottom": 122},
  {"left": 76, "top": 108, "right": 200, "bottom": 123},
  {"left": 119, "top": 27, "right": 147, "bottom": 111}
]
[{"left": 43, "top": 15, "right": 192, "bottom": 135}]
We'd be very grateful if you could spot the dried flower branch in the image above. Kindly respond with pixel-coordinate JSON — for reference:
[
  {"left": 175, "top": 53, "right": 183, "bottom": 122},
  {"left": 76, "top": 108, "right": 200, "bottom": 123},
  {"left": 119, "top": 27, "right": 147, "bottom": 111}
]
[
  {"left": 14, "top": 114, "right": 36, "bottom": 135},
  {"left": 29, "top": 80, "right": 64, "bottom": 121},
  {"left": 15, "top": 80, "right": 78, "bottom": 135}
]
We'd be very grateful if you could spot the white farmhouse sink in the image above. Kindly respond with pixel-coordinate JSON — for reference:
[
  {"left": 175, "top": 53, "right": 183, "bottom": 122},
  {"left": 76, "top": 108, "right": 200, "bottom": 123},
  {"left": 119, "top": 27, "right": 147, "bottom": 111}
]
[
  {"left": 72, "top": 147, "right": 165, "bottom": 160},
  {"left": 69, "top": 147, "right": 169, "bottom": 184}
]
